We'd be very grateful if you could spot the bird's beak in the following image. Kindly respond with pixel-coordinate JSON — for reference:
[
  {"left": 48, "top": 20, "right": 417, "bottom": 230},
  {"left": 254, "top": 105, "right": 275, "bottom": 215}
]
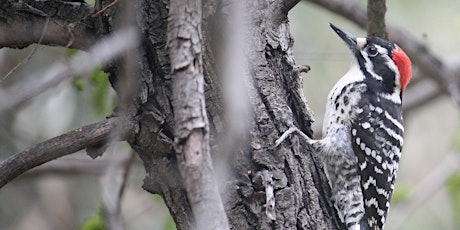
[{"left": 329, "top": 23, "right": 359, "bottom": 53}]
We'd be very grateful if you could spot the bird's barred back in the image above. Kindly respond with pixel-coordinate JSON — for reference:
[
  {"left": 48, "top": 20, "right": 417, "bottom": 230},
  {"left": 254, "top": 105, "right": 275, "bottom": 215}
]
[{"left": 351, "top": 90, "right": 403, "bottom": 229}]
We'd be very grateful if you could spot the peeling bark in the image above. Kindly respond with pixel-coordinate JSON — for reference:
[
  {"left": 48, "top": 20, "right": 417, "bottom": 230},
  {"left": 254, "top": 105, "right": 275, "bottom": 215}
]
[{"left": 168, "top": 0, "right": 229, "bottom": 228}]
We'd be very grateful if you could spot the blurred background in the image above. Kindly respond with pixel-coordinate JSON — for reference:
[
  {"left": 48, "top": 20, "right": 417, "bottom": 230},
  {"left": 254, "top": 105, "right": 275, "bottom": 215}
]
[{"left": 1, "top": 0, "right": 459, "bottom": 229}]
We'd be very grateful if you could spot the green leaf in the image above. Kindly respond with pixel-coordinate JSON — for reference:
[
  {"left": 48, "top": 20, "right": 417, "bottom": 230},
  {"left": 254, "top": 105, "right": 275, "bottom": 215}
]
[
  {"left": 79, "top": 206, "right": 106, "bottom": 230},
  {"left": 89, "top": 68, "right": 115, "bottom": 116},
  {"left": 71, "top": 66, "right": 116, "bottom": 118},
  {"left": 72, "top": 76, "right": 85, "bottom": 91}
]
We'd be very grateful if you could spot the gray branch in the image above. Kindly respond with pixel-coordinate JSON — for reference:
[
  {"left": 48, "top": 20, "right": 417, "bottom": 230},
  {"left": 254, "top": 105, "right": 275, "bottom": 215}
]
[
  {"left": 0, "top": 27, "right": 139, "bottom": 115},
  {"left": 366, "top": 0, "right": 387, "bottom": 39},
  {"left": 0, "top": 117, "right": 127, "bottom": 188},
  {"left": 167, "top": 0, "right": 229, "bottom": 229},
  {"left": 0, "top": 0, "right": 97, "bottom": 49}
]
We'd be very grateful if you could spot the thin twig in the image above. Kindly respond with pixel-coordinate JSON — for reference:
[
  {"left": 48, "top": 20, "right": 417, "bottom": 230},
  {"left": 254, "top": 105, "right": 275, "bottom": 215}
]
[
  {"left": 1, "top": 16, "right": 50, "bottom": 82},
  {"left": 92, "top": 0, "right": 120, "bottom": 18}
]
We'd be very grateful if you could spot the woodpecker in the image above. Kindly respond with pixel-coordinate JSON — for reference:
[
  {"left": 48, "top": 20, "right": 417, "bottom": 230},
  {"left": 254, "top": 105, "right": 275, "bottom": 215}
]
[{"left": 275, "top": 24, "right": 412, "bottom": 230}]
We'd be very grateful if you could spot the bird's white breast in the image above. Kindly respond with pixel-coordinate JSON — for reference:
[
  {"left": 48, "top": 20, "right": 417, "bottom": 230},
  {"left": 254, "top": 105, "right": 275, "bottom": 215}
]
[{"left": 323, "top": 63, "right": 365, "bottom": 136}]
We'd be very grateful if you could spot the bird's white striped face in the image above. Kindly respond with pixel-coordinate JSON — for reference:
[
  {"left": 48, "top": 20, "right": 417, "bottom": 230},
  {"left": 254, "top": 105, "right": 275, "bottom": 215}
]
[{"left": 355, "top": 38, "right": 403, "bottom": 104}]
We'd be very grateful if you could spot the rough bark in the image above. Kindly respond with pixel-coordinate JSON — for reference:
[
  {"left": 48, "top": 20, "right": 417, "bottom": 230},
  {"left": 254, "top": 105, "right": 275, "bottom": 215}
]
[
  {"left": 217, "top": 2, "right": 342, "bottom": 228},
  {"left": 167, "top": 0, "right": 229, "bottom": 229},
  {"left": 125, "top": 1, "right": 344, "bottom": 227},
  {"left": 0, "top": 0, "right": 344, "bottom": 229}
]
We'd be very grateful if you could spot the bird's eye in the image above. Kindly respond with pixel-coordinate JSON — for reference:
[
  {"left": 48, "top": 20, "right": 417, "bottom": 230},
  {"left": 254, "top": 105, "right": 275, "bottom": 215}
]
[{"left": 367, "top": 46, "right": 379, "bottom": 57}]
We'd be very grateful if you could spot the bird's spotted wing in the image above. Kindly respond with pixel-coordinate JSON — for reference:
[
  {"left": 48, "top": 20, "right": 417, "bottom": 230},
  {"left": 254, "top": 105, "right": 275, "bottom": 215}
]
[{"left": 351, "top": 91, "right": 404, "bottom": 229}]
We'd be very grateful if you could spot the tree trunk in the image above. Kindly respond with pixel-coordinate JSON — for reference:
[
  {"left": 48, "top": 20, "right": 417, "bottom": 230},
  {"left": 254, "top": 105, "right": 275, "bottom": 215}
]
[
  {"left": 125, "top": 0, "right": 344, "bottom": 229},
  {"left": 0, "top": 0, "right": 345, "bottom": 229}
]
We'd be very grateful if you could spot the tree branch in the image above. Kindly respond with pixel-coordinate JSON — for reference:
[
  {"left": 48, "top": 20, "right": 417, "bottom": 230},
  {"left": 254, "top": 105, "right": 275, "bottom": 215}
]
[
  {"left": 167, "top": 0, "right": 229, "bottom": 229},
  {"left": 366, "top": 0, "right": 387, "bottom": 39},
  {"left": 305, "top": 0, "right": 460, "bottom": 105},
  {"left": 0, "top": 26, "right": 139, "bottom": 115},
  {"left": 280, "top": 0, "right": 302, "bottom": 15},
  {"left": 403, "top": 80, "right": 443, "bottom": 114},
  {"left": 268, "top": 0, "right": 301, "bottom": 27},
  {"left": 0, "top": 117, "right": 128, "bottom": 188},
  {"left": 0, "top": 0, "right": 97, "bottom": 49},
  {"left": 101, "top": 150, "right": 136, "bottom": 230}
]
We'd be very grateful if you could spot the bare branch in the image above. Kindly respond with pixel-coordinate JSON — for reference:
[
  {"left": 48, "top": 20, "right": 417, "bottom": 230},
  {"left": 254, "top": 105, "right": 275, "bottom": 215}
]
[
  {"left": 0, "top": 26, "right": 139, "bottom": 115},
  {"left": 0, "top": 117, "right": 129, "bottom": 188},
  {"left": 0, "top": 0, "right": 97, "bottom": 49},
  {"left": 403, "top": 79, "right": 443, "bottom": 114},
  {"left": 306, "top": 0, "right": 460, "bottom": 105},
  {"left": 101, "top": 150, "right": 136, "bottom": 230},
  {"left": 267, "top": 0, "right": 301, "bottom": 27},
  {"left": 280, "top": 0, "right": 302, "bottom": 15},
  {"left": 168, "top": 0, "right": 229, "bottom": 228},
  {"left": 366, "top": 0, "right": 387, "bottom": 39}
]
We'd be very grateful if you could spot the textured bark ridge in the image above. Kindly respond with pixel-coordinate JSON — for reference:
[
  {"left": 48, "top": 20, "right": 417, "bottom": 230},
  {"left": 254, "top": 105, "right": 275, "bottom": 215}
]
[{"left": 219, "top": 3, "right": 343, "bottom": 229}]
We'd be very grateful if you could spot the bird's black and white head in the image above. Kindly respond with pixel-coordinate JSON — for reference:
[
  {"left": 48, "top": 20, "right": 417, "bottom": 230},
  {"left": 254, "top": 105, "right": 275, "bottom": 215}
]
[{"left": 330, "top": 23, "right": 412, "bottom": 103}]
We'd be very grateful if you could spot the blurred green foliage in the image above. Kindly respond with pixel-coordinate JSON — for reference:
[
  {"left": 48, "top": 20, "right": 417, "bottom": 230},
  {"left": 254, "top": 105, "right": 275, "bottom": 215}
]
[
  {"left": 447, "top": 127, "right": 460, "bottom": 229},
  {"left": 68, "top": 48, "right": 116, "bottom": 116},
  {"left": 89, "top": 68, "right": 115, "bottom": 116},
  {"left": 71, "top": 67, "right": 116, "bottom": 116},
  {"left": 79, "top": 206, "right": 106, "bottom": 230},
  {"left": 392, "top": 183, "right": 412, "bottom": 205},
  {"left": 66, "top": 48, "right": 79, "bottom": 59},
  {"left": 153, "top": 194, "right": 177, "bottom": 230},
  {"left": 447, "top": 169, "right": 460, "bottom": 228},
  {"left": 72, "top": 76, "right": 85, "bottom": 91}
]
